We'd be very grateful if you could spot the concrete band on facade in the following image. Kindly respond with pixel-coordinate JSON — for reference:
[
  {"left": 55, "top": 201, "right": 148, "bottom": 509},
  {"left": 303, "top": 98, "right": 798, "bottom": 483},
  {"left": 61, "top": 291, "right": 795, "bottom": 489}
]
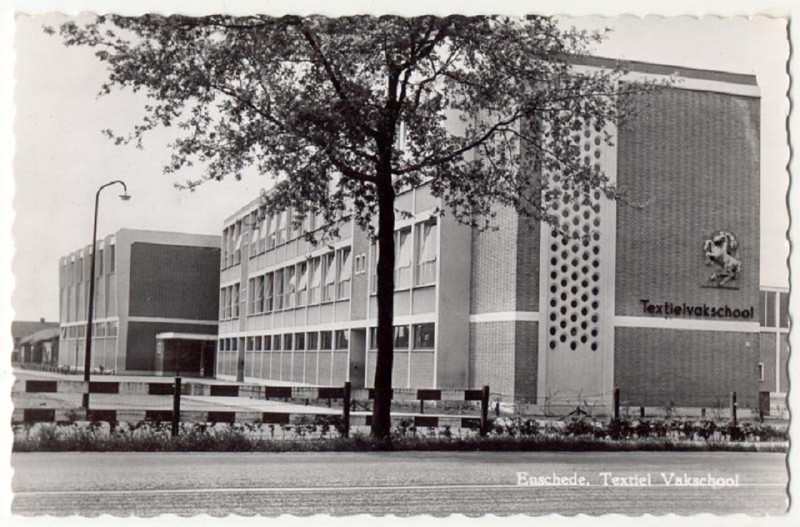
[{"left": 212, "top": 62, "right": 776, "bottom": 413}]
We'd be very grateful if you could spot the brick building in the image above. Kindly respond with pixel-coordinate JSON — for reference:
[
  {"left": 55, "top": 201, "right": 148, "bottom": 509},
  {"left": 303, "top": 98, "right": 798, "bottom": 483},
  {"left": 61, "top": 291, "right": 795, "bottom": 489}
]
[
  {"left": 58, "top": 229, "right": 221, "bottom": 375},
  {"left": 215, "top": 59, "right": 769, "bottom": 412}
]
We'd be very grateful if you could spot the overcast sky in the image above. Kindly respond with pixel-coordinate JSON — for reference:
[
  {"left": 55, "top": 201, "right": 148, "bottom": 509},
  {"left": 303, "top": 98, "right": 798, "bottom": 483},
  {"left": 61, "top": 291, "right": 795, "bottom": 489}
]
[{"left": 10, "top": 13, "right": 790, "bottom": 321}]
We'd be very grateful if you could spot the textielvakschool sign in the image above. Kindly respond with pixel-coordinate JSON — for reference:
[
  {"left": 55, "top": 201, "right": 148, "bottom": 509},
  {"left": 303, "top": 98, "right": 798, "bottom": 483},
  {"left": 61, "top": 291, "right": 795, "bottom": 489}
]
[{"left": 640, "top": 299, "right": 755, "bottom": 320}]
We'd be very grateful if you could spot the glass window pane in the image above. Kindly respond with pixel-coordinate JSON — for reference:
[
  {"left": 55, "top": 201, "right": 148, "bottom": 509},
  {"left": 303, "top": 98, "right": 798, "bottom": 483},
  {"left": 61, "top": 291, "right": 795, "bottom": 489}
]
[
  {"left": 413, "top": 323, "right": 435, "bottom": 349},
  {"left": 766, "top": 291, "right": 776, "bottom": 327},
  {"left": 779, "top": 292, "right": 789, "bottom": 328},
  {"left": 393, "top": 325, "right": 409, "bottom": 349},
  {"left": 335, "top": 330, "right": 349, "bottom": 350}
]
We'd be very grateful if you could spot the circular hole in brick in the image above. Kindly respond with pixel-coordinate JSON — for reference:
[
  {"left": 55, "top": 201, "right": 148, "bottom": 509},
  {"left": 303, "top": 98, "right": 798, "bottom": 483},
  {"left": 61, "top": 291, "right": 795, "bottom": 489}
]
[
  {"left": 594, "top": 136, "right": 601, "bottom": 146},
  {"left": 594, "top": 150, "right": 601, "bottom": 159},
  {"left": 570, "top": 314, "right": 577, "bottom": 323},
  {"left": 591, "top": 287, "right": 599, "bottom": 296},
  {"left": 592, "top": 259, "right": 600, "bottom": 268},
  {"left": 550, "top": 313, "right": 557, "bottom": 321},
  {"left": 560, "top": 292, "right": 567, "bottom": 301},
  {"left": 560, "top": 334, "right": 566, "bottom": 342},
  {"left": 549, "top": 341, "right": 556, "bottom": 349},
  {"left": 549, "top": 327, "right": 556, "bottom": 335},
  {"left": 570, "top": 300, "right": 578, "bottom": 308},
  {"left": 591, "top": 300, "right": 599, "bottom": 309},
  {"left": 551, "top": 257, "right": 558, "bottom": 266},
  {"left": 593, "top": 232, "right": 600, "bottom": 241},
  {"left": 550, "top": 271, "right": 558, "bottom": 280},
  {"left": 581, "top": 335, "right": 588, "bottom": 343},
  {"left": 591, "top": 314, "right": 599, "bottom": 323},
  {"left": 591, "top": 328, "right": 598, "bottom": 338},
  {"left": 550, "top": 285, "right": 557, "bottom": 294},
  {"left": 590, "top": 343, "right": 598, "bottom": 351},
  {"left": 584, "top": 130, "right": 591, "bottom": 138},
  {"left": 570, "top": 342, "right": 577, "bottom": 350}
]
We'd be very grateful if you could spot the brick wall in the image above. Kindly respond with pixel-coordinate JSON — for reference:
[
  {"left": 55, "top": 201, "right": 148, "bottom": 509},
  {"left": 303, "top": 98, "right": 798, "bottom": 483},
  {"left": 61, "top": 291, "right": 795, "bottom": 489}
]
[
  {"left": 616, "top": 89, "right": 760, "bottom": 316},
  {"left": 129, "top": 243, "right": 222, "bottom": 320},
  {"left": 615, "top": 327, "right": 759, "bottom": 408},
  {"left": 758, "top": 333, "right": 776, "bottom": 392},
  {"left": 470, "top": 206, "right": 519, "bottom": 314},
  {"left": 469, "top": 321, "right": 516, "bottom": 395}
]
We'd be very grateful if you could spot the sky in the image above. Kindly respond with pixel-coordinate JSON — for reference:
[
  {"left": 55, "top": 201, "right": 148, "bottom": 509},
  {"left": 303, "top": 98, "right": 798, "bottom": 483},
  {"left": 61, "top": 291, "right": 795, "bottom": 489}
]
[{"left": 8, "top": 13, "right": 791, "bottom": 322}]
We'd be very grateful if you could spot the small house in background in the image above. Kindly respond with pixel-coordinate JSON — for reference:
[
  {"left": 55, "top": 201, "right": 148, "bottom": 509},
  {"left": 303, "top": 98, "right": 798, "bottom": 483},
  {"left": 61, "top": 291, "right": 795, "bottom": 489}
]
[
  {"left": 18, "top": 326, "right": 60, "bottom": 366},
  {"left": 11, "top": 318, "right": 58, "bottom": 364}
]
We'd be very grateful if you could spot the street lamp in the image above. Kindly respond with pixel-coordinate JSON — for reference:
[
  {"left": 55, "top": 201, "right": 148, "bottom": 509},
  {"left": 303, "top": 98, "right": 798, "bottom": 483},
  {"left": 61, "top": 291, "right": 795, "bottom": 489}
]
[{"left": 82, "top": 180, "right": 131, "bottom": 411}]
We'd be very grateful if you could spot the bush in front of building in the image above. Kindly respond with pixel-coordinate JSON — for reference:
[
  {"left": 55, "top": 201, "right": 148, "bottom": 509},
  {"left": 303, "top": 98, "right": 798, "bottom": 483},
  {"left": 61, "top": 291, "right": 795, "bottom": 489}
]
[{"left": 12, "top": 415, "right": 788, "bottom": 453}]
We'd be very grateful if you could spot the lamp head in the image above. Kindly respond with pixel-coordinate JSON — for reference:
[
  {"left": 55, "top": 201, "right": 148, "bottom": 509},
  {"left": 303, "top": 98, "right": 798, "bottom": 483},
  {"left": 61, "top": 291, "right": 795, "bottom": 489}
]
[{"left": 119, "top": 193, "right": 132, "bottom": 201}]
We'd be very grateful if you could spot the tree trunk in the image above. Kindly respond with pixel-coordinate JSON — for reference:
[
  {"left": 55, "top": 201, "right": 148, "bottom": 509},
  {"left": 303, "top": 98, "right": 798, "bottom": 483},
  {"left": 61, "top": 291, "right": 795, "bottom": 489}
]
[{"left": 371, "top": 176, "right": 396, "bottom": 440}]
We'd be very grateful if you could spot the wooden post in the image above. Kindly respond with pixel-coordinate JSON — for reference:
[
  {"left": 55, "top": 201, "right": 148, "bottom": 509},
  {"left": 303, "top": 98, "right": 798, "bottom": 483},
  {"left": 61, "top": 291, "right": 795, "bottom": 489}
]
[
  {"left": 731, "top": 391, "right": 737, "bottom": 426},
  {"left": 640, "top": 406, "right": 645, "bottom": 418},
  {"left": 172, "top": 377, "right": 181, "bottom": 437},
  {"left": 342, "top": 381, "right": 351, "bottom": 438},
  {"left": 420, "top": 399, "right": 425, "bottom": 414},
  {"left": 480, "top": 385, "right": 490, "bottom": 437},
  {"left": 613, "top": 386, "right": 620, "bottom": 420}
]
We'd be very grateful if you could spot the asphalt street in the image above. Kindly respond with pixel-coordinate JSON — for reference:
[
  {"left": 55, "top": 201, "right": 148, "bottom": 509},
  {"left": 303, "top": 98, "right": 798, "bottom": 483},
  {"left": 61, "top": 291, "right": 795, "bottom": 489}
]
[{"left": 12, "top": 451, "right": 788, "bottom": 516}]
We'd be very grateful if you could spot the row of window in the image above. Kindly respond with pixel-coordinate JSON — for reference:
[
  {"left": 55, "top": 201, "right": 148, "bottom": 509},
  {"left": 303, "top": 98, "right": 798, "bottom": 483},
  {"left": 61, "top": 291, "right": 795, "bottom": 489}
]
[
  {"left": 218, "top": 324, "right": 436, "bottom": 353},
  {"left": 370, "top": 218, "right": 437, "bottom": 291},
  {"left": 222, "top": 208, "right": 323, "bottom": 269},
  {"left": 61, "top": 246, "right": 117, "bottom": 286},
  {"left": 219, "top": 217, "right": 439, "bottom": 320},
  {"left": 220, "top": 247, "right": 354, "bottom": 320},
  {"left": 219, "top": 329, "right": 350, "bottom": 353},
  {"left": 759, "top": 290, "right": 789, "bottom": 329},
  {"left": 368, "top": 323, "right": 435, "bottom": 350},
  {"left": 60, "top": 321, "right": 119, "bottom": 339}
]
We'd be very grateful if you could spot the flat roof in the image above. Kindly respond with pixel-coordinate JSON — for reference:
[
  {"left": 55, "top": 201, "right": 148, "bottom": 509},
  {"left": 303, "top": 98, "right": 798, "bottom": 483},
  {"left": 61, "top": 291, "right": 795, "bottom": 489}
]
[{"left": 156, "top": 332, "right": 219, "bottom": 341}]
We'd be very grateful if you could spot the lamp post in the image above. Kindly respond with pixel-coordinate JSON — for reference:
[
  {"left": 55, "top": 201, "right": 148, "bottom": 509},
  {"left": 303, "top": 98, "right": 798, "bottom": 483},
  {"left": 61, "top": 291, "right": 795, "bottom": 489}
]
[{"left": 82, "top": 180, "right": 131, "bottom": 411}]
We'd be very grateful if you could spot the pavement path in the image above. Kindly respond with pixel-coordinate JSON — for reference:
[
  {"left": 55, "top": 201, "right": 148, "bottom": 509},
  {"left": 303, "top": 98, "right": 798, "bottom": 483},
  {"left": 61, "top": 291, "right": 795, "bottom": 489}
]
[{"left": 11, "top": 451, "right": 788, "bottom": 516}]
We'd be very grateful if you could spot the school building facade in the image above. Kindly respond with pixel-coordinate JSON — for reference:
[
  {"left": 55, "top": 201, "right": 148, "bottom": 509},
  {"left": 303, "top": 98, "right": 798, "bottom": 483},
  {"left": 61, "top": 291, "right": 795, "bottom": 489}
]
[{"left": 215, "top": 59, "right": 776, "bottom": 412}]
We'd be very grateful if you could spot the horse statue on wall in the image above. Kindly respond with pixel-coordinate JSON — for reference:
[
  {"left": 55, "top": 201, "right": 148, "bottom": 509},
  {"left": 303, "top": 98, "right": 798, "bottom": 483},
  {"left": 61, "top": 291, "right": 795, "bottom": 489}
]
[{"left": 702, "top": 231, "right": 741, "bottom": 287}]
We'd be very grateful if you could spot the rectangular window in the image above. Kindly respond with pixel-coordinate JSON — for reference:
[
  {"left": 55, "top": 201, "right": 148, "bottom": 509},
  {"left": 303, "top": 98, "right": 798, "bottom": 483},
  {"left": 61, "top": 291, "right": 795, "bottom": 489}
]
[
  {"left": 109, "top": 245, "right": 116, "bottom": 273},
  {"left": 248, "top": 212, "right": 258, "bottom": 257},
  {"left": 268, "top": 213, "right": 277, "bottom": 249},
  {"left": 284, "top": 333, "right": 293, "bottom": 351},
  {"left": 394, "top": 325, "right": 410, "bottom": 349},
  {"left": 248, "top": 277, "right": 257, "bottom": 315},
  {"left": 234, "top": 220, "right": 242, "bottom": 264},
  {"left": 263, "top": 335, "right": 272, "bottom": 351},
  {"left": 307, "top": 331, "right": 319, "bottom": 350},
  {"left": 320, "top": 330, "right": 333, "bottom": 350},
  {"left": 779, "top": 292, "right": 789, "bottom": 328},
  {"left": 294, "top": 332, "right": 305, "bottom": 351},
  {"left": 68, "top": 260, "right": 75, "bottom": 285},
  {"left": 296, "top": 262, "right": 308, "bottom": 307},
  {"left": 247, "top": 336, "right": 254, "bottom": 351},
  {"left": 258, "top": 213, "right": 268, "bottom": 253},
  {"left": 255, "top": 275, "right": 264, "bottom": 313},
  {"left": 369, "top": 327, "right": 377, "bottom": 349},
  {"left": 395, "top": 227, "right": 412, "bottom": 289},
  {"left": 309, "top": 257, "right": 322, "bottom": 304},
  {"left": 97, "top": 248, "right": 104, "bottom": 276},
  {"left": 758, "top": 362, "right": 765, "bottom": 382},
  {"left": 68, "top": 326, "right": 76, "bottom": 338},
  {"left": 77, "top": 256, "right": 83, "bottom": 283},
  {"left": 231, "top": 338, "right": 238, "bottom": 351},
  {"left": 232, "top": 283, "right": 240, "bottom": 318},
  {"left": 264, "top": 273, "right": 274, "bottom": 312},
  {"left": 335, "top": 329, "right": 349, "bottom": 350},
  {"left": 276, "top": 210, "right": 287, "bottom": 245},
  {"left": 415, "top": 219, "right": 437, "bottom": 285},
  {"left": 275, "top": 269, "right": 285, "bottom": 310},
  {"left": 322, "top": 252, "right": 336, "bottom": 302},
  {"left": 108, "top": 321, "right": 118, "bottom": 336},
  {"left": 766, "top": 291, "right": 776, "bottom": 327},
  {"left": 413, "top": 323, "right": 435, "bottom": 349},
  {"left": 95, "top": 322, "right": 106, "bottom": 337},
  {"left": 759, "top": 291, "right": 767, "bottom": 326},
  {"left": 255, "top": 335, "right": 263, "bottom": 351},
  {"left": 337, "top": 247, "right": 352, "bottom": 300},
  {"left": 273, "top": 334, "right": 282, "bottom": 351},
  {"left": 220, "top": 287, "right": 226, "bottom": 319},
  {"left": 221, "top": 229, "right": 228, "bottom": 268},
  {"left": 285, "top": 266, "right": 296, "bottom": 309}
]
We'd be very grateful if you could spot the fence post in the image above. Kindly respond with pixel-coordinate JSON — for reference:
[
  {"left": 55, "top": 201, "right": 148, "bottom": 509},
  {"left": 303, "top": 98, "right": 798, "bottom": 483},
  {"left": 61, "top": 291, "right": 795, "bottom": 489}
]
[
  {"left": 730, "top": 391, "right": 737, "bottom": 426},
  {"left": 420, "top": 399, "right": 425, "bottom": 414},
  {"left": 613, "top": 386, "right": 620, "bottom": 421},
  {"left": 342, "top": 381, "right": 351, "bottom": 438},
  {"left": 480, "top": 385, "right": 490, "bottom": 437},
  {"left": 172, "top": 377, "right": 181, "bottom": 437},
  {"left": 640, "top": 406, "right": 645, "bottom": 418}
]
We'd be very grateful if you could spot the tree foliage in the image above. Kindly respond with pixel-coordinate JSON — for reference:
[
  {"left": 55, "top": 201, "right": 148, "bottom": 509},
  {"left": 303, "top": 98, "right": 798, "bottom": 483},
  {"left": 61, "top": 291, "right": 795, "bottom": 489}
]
[{"left": 50, "top": 14, "right": 662, "bottom": 237}]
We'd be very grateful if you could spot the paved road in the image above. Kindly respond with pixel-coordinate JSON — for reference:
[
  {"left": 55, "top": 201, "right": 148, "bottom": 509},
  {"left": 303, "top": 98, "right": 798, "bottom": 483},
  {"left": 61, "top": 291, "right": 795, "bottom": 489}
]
[{"left": 12, "top": 451, "right": 787, "bottom": 516}]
